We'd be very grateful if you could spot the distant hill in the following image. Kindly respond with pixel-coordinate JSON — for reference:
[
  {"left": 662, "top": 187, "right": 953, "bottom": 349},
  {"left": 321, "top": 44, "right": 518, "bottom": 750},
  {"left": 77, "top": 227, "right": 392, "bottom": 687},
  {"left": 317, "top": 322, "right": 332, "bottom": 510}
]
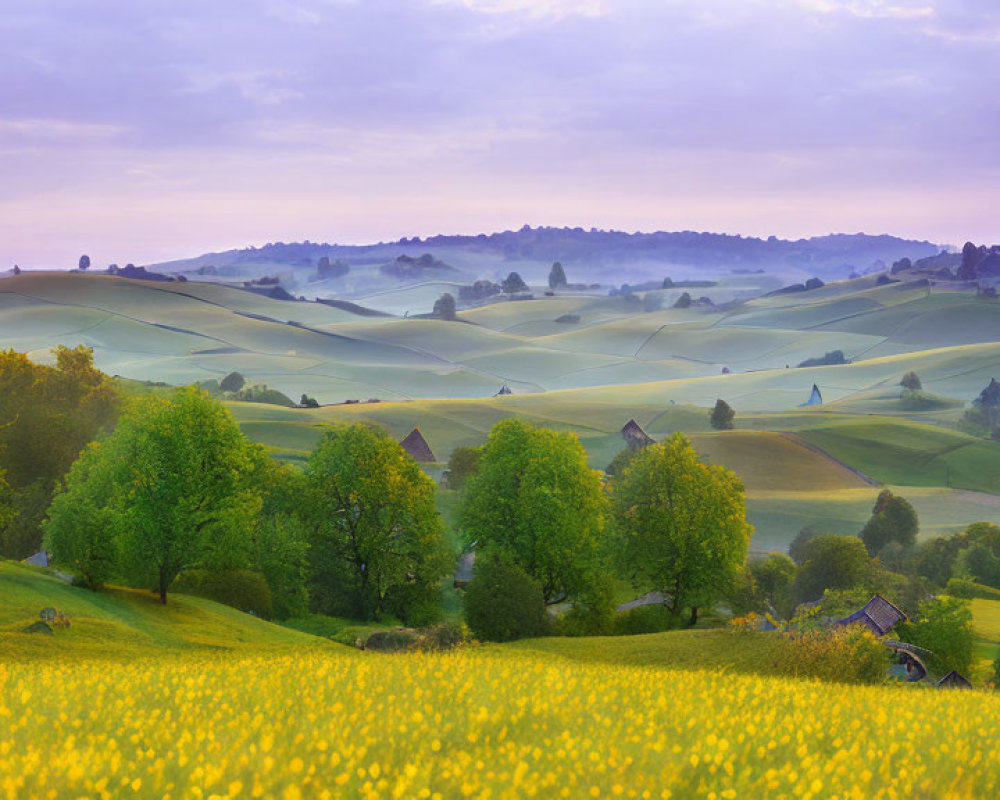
[{"left": 150, "top": 227, "right": 943, "bottom": 285}]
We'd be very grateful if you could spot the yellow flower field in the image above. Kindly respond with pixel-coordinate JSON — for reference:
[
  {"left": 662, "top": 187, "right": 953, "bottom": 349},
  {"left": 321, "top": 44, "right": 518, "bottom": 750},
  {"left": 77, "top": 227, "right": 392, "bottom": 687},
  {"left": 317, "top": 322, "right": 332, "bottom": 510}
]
[{"left": 2, "top": 648, "right": 999, "bottom": 800}]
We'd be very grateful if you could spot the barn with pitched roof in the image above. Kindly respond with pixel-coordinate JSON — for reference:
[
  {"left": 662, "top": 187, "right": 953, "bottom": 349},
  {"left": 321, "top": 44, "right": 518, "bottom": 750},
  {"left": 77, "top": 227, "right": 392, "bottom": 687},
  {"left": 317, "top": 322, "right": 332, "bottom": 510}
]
[
  {"left": 621, "top": 419, "right": 654, "bottom": 449},
  {"left": 400, "top": 428, "right": 436, "bottom": 462}
]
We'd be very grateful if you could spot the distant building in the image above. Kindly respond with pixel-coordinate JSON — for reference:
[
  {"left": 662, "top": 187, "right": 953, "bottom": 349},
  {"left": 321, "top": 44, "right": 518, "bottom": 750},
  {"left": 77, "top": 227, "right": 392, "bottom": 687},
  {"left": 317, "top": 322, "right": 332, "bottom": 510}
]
[
  {"left": 399, "top": 428, "right": 436, "bottom": 462},
  {"left": 835, "top": 594, "right": 906, "bottom": 637},
  {"left": 804, "top": 384, "right": 823, "bottom": 406},
  {"left": 496, "top": 383, "right": 512, "bottom": 396},
  {"left": 936, "top": 671, "right": 973, "bottom": 689},
  {"left": 621, "top": 419, "right": 654, "bottom": 449}
]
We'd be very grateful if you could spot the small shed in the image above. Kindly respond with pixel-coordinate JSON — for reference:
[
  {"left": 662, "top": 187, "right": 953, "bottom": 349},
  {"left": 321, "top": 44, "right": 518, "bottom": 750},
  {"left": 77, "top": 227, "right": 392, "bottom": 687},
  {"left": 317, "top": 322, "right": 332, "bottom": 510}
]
[
  {"left": 804, "top": 384, "right": 823, "bottom": 406},
  {"left": 936, "top": 671, "right": 972, "bottom": 689},
  {"left": 400, "top": 428, "right": 436, "bottom": 462},
  {"left": 621, "top": 419, "right": 654, "bottom": 449},
  {"left": 496, "top": 383, "right": 512, "bottom": 396},
  {"left": 835, "top": 594, "right": 906, "bottom": 637}
]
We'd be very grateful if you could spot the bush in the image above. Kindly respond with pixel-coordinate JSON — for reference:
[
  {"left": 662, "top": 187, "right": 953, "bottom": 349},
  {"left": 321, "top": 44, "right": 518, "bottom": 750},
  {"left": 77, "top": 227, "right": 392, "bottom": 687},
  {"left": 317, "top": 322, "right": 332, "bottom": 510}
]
[
  {"left": 464, "top": 554, "right": 547, "bottom": 642},
  {"left": 613, "top": 604, "right": 679, "bottom": 635},
  {"left": 945, "top": 578, "right": 1000, "bottom": 601},
  {"left": 174, "top": 569, "right": 273, "bottom": 619},
  {"left": 897, "top": 596, "right": 974, "bottom": 677},
  {"left": 364, "top": 630, "right": 418, "bottom": 652}
]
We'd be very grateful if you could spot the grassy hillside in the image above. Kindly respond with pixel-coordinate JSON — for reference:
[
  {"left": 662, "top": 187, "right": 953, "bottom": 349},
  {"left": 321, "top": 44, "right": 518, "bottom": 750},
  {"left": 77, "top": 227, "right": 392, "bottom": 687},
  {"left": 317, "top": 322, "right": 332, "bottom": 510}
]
[
  {"left": 0, "top": 560, "right": 322, "bottom": 660},
  {"left": 4, "top": 558, "right": 1000, "bottom": 798}
]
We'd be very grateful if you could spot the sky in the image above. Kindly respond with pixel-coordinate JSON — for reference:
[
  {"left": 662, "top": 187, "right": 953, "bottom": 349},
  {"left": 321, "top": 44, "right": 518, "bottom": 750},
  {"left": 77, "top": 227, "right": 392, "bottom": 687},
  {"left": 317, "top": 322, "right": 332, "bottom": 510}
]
[{"left": 2, "top": 0, "right": 998, "bottom": 268}]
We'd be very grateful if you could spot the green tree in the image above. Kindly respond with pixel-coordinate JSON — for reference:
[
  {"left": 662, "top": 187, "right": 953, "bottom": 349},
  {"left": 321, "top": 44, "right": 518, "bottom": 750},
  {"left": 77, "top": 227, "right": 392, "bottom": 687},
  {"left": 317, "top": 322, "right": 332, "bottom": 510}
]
[
  {"left": 459, "top": 419, "right": 607, "bottom": 606},
  {"left": 605, "top": 446, "right": 639, "bottom": 479},
  {"left": 433, "top": 292, "right": 457, "bottom": 320},
  {"left": 113, "top": 389, "right": 259, "bottom": 602},
  {"left": 220, "top": 371, "right": 246, "bottom": 393},
  {"left": 548, "top": 262, "right": 567, "bottom": 289},
  {"left": 464, "top": 553, "right": 546, "bottom": 642},
  {"left": 900, "top": 371, "right": 922, "bottom": 391},
  {"left": 42, "top": 443, "right": 118, "bottom": 588},
  {"left": 501, "top": 272, "right": 528, "bottom": 294},
  {"left": 445, "top": 445, "right": 482, "bottom": 491},
  {"left": 305, "top": 423, "right": 449, "bottom": 620},
  {"left": 662, "top": 277, "right": 673, "bottom": 289},
  {"left": 673, "top": 291, "right": 692, "bottom": 308},
  {"left": 78, "top": 254, "right": 90, "bottom": 271},
  {"left": 789, "top": 525, "right": 823, "bottom": 566},
  {"left": 792, "top": 535, "right": 871, "bottom": 605},
  {"left": 612, "top": 432, "right": 752, "bottom": 624},
  {"left": 860, "top": 489, "right": 918, "bottom": 556},
  {"left": 710, "top": 398, "right": 735, "bottom": 430},
  {"left": 751, "top": 553, "right": 797, "bottom": 619},
  {"left": 250, "top": 456, "right": 310, "bottom": 619},
  {"left": 899, "top": 596, "right": 974, "bottom": 677},
  {"left": 0, "top": 346, "right": 119, "bottom": 559}
]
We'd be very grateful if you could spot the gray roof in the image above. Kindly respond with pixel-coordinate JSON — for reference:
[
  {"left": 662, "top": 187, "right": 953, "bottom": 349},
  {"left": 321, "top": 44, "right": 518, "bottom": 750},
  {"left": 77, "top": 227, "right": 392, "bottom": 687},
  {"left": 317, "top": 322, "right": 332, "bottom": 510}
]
[{"left": 836, "top": 594, "right": 906, "bottom": 637}]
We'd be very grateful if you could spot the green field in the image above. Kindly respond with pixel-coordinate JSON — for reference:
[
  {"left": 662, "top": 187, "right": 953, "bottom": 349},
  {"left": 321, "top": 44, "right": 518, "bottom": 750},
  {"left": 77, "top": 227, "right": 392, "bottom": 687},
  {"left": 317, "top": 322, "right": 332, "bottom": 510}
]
[{"left": 4, "top": 270, "right": 999, "bottom": 558}]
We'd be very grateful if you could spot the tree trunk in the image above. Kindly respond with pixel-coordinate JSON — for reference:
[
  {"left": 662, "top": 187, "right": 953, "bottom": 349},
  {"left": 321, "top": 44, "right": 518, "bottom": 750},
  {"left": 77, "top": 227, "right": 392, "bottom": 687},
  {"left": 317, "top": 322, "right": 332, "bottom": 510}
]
[
  {"left": 688, "top": 606, "right": 698, "bottom": 627},
  {"left": 159, "top": 567, "right": 168, "bottom": 604}
]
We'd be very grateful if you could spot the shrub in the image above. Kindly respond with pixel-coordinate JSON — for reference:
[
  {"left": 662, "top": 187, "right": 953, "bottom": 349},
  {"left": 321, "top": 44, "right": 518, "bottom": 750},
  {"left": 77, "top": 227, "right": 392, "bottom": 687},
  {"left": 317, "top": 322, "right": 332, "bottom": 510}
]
[
  {"left": 945, "top": 578, "right": 1000, "bottom": 601},
  {"left": 464, "top": 554, "right": 546, "bottom": 642},
  {"left": 364, "top": 630, "right": 418, "bottom": 652},
  {"left": 897, "top": 596, "right": 974, "bottom": 677},
  {"left": 710, "top": 398, "right": 735, "bottom": 430},
  {"left": 174, "top": 569, "right": 273, "bottom": 619},
  {"left": 613, "top": 604, "right": 679, "bottom": 635}
]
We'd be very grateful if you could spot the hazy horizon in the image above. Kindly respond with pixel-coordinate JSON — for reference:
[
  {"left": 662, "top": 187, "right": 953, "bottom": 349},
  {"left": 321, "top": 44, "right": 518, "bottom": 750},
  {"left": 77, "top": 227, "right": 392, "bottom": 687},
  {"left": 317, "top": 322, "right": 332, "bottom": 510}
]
[{"left": 4, "top": 0, "right": 998, "bottom": 268}]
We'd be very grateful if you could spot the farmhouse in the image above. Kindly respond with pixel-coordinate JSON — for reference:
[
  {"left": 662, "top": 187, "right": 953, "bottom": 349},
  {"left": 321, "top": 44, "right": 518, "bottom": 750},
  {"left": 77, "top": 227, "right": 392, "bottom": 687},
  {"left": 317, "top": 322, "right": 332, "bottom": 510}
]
[{"left": 400, "top": 428, "right": 436, "bottom": 462}]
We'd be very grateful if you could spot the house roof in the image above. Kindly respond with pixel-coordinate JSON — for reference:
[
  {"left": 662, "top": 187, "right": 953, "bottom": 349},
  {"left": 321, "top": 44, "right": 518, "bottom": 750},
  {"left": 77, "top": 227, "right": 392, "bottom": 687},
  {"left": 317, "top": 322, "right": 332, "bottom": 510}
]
[
  {"left": 621, "top": 419, "right": 653, "bottom": 447},
  {"left": 400, "top": 427, "right": 436, "bottom": 462},
  {"left": 937, "top": 671, "right": 972, "bottom": 689},
  {"left": 835, "top": 594, "right": 906, "bottom": 637}
]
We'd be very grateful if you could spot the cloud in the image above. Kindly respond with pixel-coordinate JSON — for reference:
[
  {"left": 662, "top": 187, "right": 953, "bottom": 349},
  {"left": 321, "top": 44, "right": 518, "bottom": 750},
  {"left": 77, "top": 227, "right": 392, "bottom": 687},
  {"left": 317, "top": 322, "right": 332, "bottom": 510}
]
[{"left": 1, "top": 0, "right": 998, "bottom": 267}]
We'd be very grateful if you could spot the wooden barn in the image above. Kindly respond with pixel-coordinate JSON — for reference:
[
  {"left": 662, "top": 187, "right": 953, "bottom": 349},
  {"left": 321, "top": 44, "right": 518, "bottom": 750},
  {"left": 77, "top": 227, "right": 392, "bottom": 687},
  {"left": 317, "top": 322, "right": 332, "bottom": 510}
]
[
  {"left": 621, "top": 419, "right": 654, "bottom": 449},
  {"left": 400, "top": 427, "right": 436, "bottom": 462}
]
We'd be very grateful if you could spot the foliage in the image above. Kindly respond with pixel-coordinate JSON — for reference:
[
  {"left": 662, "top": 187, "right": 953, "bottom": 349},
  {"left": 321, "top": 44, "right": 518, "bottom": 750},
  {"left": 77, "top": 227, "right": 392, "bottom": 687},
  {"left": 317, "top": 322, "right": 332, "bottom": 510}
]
[
  {"left": 220, "top": 371, "right": 246, "bottom": 393},
  {"left": 299, "top": 394, "right": 319, "bottom": 408},
  {"left": 612, "top": 432, "right": 752, "bottom": 622},
  {"left": 0, "top": 346, "right": 119, "bottom": 558},
  {"left": 751, "top": 554, "right": 797, "bottom": 618},
  {"left": 42, "top": 444, "right": 118, "bottom": 589},
  {"left": 304, "top": 423, "right": 449, "bottom": 621},
  {"left": 612, "top": 604, "right": 680, "bottom": 635},
  {"left": 673, "top": 291, "right": 692, "bottom": 308},
  {"left": 914, "top": 535, "right": 963, "bottom": 586},
  {"left": 78, "top": 254, "right": 90, "bottom": 270},
  {"left": 796, "top": 349, "right": 847, "bottom": 368},
  {"left": 172, "top": 569, "right": 273, "bottom": 619},
  {"left": 229, "top": 383, "right": 296, "bottom": 407},
  {"left": 548, "top": 261, "right": 567, "bottom": 289},
  {"left": 792, "top": 535, "right": 872, "bottom": 604},
  {"left": 444, "top": 445, "right": 482, "bottom": 490},
  {"left": 459, "top": 419, "right": 607, "bottom": 605},
  {"left": 946, "top": 578, "right": 1000, "bottom": 602},
  {"left": 501, "top": 271, "right": 528, "bottom": 293},
  {"left": 709, "top": 398, "right": 735, "bottom": 430},
  {"left": 604, "top": 445, "right": 639, "bottom": 478},
  {"left": 788, "top": 525, "right": 823, "bottom": 565},
  {"left": 432, "top": 292, "right": 457, "bottom": 320},
  {"left": 859, "top": 489, "right": 918, "bottom": 556},
  {"left": 45, "top": 388, "right": 261, "bottom": 603},
  {"left": 900, "top": 371, "right": 922, "bottom": 391},
  {"left": 464, "top": 553, "right": 546, "bottom": 642},
  {"left": 897, "top": 595, "right": 974, "bottom": 677}
]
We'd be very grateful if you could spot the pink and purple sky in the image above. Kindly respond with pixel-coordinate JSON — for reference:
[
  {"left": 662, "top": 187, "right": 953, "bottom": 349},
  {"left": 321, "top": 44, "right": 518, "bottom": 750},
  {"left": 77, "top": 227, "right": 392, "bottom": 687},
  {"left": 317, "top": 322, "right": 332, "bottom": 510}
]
[{"left": 3, "top": 0, "right": 998, "bottom": 268}]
